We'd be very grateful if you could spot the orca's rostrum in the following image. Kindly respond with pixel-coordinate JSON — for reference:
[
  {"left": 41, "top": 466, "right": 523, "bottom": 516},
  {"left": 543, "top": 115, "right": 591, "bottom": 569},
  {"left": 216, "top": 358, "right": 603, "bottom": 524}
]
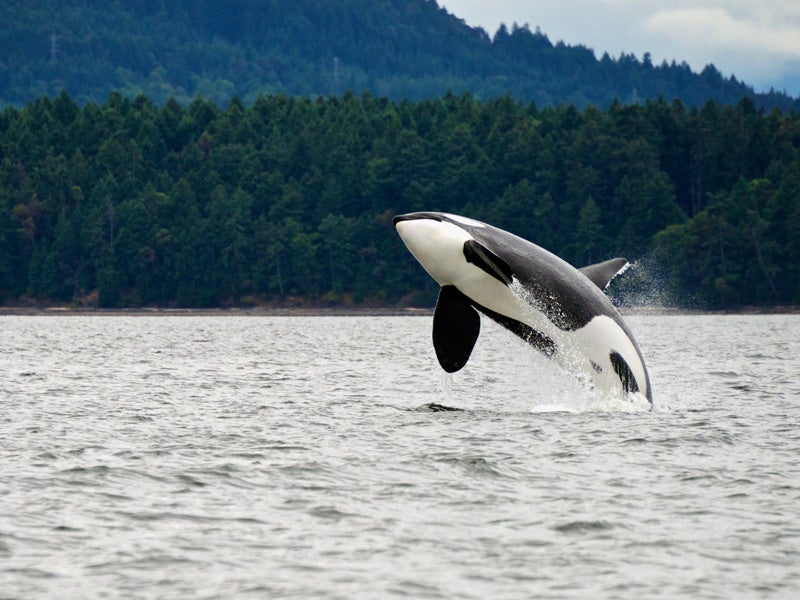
[{"left": 393, "top": 212, "right": 652, "bottom": 403}]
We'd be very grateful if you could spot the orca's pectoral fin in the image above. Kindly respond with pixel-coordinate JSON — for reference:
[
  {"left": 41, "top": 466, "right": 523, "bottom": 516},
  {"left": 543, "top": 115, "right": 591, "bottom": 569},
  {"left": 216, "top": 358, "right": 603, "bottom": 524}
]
[
  {"left": 579, "top": 257, "right": 629, "bottom": 290},
  {"left": 432, "top": 285, "right": 481, "bottom": 373}
]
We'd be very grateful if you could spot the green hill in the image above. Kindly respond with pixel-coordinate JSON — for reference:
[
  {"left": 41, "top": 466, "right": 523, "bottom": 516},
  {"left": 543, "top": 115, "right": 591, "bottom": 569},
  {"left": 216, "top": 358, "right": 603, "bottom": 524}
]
[
  {"left": 2, "top": 1, "right": 799, "bottom": 310},
  {"left": 1, "top": 92, "right": 798, "bottom": 308},
  {"left": 2, "top": 0, "right": 798, "bottom": 109}
]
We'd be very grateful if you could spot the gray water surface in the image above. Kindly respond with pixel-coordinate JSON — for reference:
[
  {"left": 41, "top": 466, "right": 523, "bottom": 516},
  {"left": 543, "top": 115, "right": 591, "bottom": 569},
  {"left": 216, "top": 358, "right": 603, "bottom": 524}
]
[{"left": 1, "top": 315, "right": 799, "bottom": 598}]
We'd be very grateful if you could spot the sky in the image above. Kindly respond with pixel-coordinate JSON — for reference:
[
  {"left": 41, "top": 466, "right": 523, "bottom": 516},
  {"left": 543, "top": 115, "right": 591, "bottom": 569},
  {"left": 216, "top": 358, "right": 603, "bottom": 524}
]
[{"left": 437, "top": 0, "right": 800, "bottom": 96}]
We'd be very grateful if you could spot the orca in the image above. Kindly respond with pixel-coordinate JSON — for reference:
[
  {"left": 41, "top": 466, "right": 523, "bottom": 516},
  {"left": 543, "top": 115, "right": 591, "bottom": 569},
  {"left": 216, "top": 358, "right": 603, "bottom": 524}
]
[{"left": 393, "top": 212, "right": 652, "bottom": 403}]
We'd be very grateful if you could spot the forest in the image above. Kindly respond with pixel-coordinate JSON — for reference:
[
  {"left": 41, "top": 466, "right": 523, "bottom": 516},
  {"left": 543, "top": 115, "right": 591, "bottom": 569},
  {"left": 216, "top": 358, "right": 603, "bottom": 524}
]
[
  {"left": 1, "top": 0, "right": 798, "bottom": 112},
  {"left": 1, "top": 90, "right": 798, "bottom": 309}
]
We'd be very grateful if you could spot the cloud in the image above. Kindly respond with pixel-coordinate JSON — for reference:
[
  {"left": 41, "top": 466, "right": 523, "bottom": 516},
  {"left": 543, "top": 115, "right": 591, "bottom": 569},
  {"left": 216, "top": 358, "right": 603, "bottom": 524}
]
[
  {"left": 437, "top": 1, "right": 800, "bottom": 94},
  {"left": 643, "top": 7, "right": 800, "bottom": 58},
  {"left": 639, "top": 5, "right": 800, "bottom": 90}
]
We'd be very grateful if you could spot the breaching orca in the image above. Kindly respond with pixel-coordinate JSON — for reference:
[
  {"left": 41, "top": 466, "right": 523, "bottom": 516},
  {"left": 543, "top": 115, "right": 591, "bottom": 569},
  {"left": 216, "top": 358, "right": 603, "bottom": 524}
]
[{"left": 393, "top": 212, "right": 652, "bottom": 403}]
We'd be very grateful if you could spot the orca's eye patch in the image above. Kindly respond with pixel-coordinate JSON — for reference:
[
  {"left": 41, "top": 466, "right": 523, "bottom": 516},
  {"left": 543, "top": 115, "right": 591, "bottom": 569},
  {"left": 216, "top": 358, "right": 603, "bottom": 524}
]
[{"left": 462, "top": 240, "right": 513, "bottom": 285}]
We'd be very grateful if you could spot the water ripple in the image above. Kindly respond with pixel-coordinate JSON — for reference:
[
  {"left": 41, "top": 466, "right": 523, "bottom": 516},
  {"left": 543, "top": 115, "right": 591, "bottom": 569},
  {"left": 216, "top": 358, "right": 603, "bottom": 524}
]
[{"left": 1, "top": 314, "right": 799, "bottom": 599}]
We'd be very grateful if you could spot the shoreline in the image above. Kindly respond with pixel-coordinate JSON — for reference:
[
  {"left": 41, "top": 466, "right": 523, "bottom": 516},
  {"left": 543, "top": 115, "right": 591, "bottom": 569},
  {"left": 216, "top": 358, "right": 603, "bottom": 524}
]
[
  {"left": 0, "top": 305, "right": 436, "bottom": 317},
  {"left": 0, "top": 305, "right": 798, "bottom": 317}
]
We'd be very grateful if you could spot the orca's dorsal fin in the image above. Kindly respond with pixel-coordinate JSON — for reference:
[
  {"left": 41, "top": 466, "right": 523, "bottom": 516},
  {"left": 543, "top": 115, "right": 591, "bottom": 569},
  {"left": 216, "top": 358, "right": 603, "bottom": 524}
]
[
  {"left": 432, "top": 286, "right": 481, "bottom": 373},
  {"left": 579, "top": 258, "right": 629, "bottom": 290}
]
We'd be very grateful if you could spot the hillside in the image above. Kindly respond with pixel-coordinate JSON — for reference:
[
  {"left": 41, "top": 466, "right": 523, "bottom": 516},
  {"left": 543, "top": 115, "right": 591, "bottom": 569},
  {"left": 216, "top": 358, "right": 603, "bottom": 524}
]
[
  {"left": 1, "top": 92, "right": 798, "bottom": 308},
  {"left": 1, "top": 0, "right": 798, "bottom": 110}
]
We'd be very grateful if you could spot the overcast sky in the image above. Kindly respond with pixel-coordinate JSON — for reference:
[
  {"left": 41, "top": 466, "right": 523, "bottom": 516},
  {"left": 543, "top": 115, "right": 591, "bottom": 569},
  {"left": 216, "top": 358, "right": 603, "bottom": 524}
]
[{"left": 437, "top": 0, "right": 800, "bottom": 96}]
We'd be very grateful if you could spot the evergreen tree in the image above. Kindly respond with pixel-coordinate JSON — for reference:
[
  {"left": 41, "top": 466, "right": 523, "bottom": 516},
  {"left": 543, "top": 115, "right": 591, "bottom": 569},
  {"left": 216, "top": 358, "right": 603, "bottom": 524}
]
[{"left": 0, "top": 90, "right": 798, "bottom": 309}]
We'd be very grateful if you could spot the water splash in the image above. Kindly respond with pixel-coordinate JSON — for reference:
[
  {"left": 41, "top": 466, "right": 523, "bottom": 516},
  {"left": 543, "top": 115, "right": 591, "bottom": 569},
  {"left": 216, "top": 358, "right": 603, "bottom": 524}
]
[
  {"left": 408, "top": 372, "right": 462, "bottom": 412},
  {"left": 439, "top": 370, "right": 454, "bottom": 401},
  {"left": 606, "top": 252, "right": 702, "bottom": 313},
  {"left": 473, "top": 283, "right": 652, "bottom": 413}
]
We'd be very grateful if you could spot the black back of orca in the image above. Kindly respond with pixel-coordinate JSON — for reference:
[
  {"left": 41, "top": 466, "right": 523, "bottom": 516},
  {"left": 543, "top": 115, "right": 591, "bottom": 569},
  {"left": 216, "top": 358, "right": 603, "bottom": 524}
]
[{"left": 426, "top": 215, "right": 625, "bottom": 333}]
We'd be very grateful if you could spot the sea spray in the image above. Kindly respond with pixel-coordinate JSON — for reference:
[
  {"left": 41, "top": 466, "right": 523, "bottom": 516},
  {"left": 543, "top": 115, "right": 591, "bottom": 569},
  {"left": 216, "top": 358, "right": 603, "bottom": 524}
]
[
  {"left": 505, "top": 276, "right": 652, "bottom": 411},
  {"left": 439, "top": 370, "right": 454, "bottom": 404},
  {"left": 607, "top": 253, "right": 683, "bottom": 312}
]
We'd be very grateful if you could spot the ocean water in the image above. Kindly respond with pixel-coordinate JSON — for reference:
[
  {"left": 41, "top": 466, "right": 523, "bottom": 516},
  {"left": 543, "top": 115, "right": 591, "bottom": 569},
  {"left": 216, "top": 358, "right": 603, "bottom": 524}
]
[{"left": 1, "top": 314, "right": 799, "bottom": 599}]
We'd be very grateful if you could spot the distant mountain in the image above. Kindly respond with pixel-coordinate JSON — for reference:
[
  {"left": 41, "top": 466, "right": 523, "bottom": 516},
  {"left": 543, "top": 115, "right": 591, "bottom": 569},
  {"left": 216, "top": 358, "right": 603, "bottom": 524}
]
[{"left": 1, "top": 0, "right": 798, "bottom": 110}]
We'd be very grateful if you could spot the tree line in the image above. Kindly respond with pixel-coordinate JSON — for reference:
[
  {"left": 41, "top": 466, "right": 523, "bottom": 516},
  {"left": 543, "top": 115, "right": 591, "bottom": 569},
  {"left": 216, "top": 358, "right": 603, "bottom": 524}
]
[
  {"left": 2, "top": 0, "right": 797, "bottom": 111},
  {"left": 1, "top": 90, "right": 798, "bottom": 308}
]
